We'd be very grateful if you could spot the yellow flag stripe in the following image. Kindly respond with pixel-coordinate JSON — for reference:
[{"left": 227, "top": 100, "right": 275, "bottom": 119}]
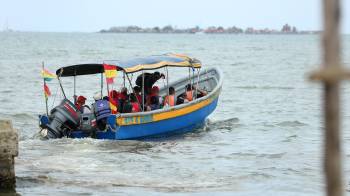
[{"left": 105, "top": 70, "right": 117, "bottom": 78}]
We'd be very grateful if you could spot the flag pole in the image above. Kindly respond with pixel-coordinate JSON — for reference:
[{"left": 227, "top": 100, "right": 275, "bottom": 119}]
[{"left": 42, "top": 62, "right": 49, "bottom": 116}]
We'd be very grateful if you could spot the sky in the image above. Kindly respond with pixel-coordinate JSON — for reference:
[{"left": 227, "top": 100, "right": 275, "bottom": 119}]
[{"left": 0, "top": 0, "right": 349, "bottom": 33}]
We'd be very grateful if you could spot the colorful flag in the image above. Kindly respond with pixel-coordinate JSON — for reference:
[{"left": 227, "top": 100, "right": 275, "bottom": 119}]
[
  {"left": 109, "top": 91, "right": 118, "bottom": 114},
  {"left": 41, "top": 68, "right": 56, "bottom": 81},
  {"left": 103, "top": 64, "right": 117, "bottom": 84},
  {"left": 110, "top": 101, "right": 118, "bottom": 114},
  {"left": 44, "top": 83, "right": 51, "bottom": 99}
]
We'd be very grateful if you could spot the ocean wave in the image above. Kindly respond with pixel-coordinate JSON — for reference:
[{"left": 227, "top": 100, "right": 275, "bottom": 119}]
[
  {"left": 276, "top": 120, "right": 308, "bottom": 127},
  {"left": 232, "top": 85, "right": 294, "bottom": 90},
  {"left": 206, "top": 118, "right": 240, "bottom": 131},
  {"left": 9, "top": 113, "right": 36, "bottom": 120},
  {"left": 230, "top": 152, "right": 286, "bottom": 159}
]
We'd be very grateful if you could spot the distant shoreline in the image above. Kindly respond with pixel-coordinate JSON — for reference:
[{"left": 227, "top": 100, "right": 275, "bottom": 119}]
[{"left": 99, "top": 24, "right": 321, "bottom": 35}]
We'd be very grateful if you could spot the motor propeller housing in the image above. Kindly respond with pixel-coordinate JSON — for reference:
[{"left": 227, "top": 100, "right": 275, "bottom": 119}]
[{"left": 45, "top": 99, "right": 81, "bottom": 139}]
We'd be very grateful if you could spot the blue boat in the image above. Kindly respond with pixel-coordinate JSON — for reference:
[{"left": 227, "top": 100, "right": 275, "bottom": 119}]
[{"left": 39, "top": 54, "right": 222, "bottom": 140}]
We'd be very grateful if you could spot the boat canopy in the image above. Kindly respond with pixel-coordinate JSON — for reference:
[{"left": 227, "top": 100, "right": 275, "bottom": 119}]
[
  {"left": 56, "top": 54, "right": 201, "bottom": 77},
  {"left": 105, "top": 54, "right": 201, "bottom": 74}
]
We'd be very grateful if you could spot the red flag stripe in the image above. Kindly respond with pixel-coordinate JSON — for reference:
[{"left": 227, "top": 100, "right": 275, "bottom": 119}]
[{"left": 44, "top": 83, "right": 51, "bottom": 96}]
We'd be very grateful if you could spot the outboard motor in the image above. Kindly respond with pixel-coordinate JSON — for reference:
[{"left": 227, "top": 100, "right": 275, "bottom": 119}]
[{"left": 45, "top": 99, "right": 81, "bottom": 138}]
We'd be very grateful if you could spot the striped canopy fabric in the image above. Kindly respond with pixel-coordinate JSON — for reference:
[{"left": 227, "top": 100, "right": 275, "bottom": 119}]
[
  {"left": 105, "top": 54, "right": 201, "bottom": 73},
  {"left": 56, "top": 54, "right": 201, "bottom": 77}
]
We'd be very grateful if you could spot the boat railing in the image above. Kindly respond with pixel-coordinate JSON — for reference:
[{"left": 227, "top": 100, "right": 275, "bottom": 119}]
[{"left": 120, "top": 67, "right": 222, "bottom": 118}]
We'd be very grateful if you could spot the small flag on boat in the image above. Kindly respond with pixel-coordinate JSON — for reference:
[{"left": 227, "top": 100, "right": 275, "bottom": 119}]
[
  {"left": 109, "top": 91, "right": 118, "bottom": 114},
  {"left": 41, "top": 68, "right": 56, "bottom": 81},
  {"left": 44, "top": 83, "right": 51, "bottom": 99},
  {"left": 103, "top": 64, "right": 117, "bottom": 84},
  {"left": 110, "top": 101, "right": 118, "bottom": 114}
]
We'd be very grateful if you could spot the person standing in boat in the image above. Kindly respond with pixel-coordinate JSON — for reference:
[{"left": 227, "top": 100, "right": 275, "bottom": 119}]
[
  {"left": 136, "top": 71, "right": 165, "bottom": 95},
  {"left": 92, "top": 92, "right": 111, "bottom": 130}
]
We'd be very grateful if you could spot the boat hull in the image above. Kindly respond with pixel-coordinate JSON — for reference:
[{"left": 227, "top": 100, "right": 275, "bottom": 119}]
[
  {"left": 100, "top": 97, "right": 218, "bottom": 140},
  {"left": 69, "top": 96, "right": 219, "bottom": 140}
]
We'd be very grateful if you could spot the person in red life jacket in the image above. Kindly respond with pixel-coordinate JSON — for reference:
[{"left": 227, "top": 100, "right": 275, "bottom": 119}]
[
  {"left": 75, "top": 95, "right": 88, "bottom": 113},
  {"left": 118, "top": 87, "right": 128, "bottom": 113},
  {"left": 129, "top": 93, "right": 141, "bottom": 113},
  {"left": 133, "top": 86, "right": 142, "bottom": 104},
  {"left": 163, "top": 86, "right": 176, "bottom": 107}
]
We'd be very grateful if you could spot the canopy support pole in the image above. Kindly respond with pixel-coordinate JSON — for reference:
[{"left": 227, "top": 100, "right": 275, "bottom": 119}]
[
  {"left": 57, "top": 77, "right": 67, "bottom": 100},
  {"left": 73, "top": 74, "right": 76, "bottom": 104},
  {"left": 142, "top": 70, "right": 145, "bottom": 111},
  {"left": 188, "top": 67, "right": 191, "bottom": 86},
  {"left": 106, "top": 81, "right": 110, "bottom": 98},
  {"left": 166, "top": 67, "right": 169, "bottom": 103},
  {"left": 192, "top": 67, "right": 195, "bottom": 90},
  {"left": 125, "top": 73, "right": 141, "bottom": 109},
  {"left": 123, "top": 72, "right": 126, "bottom": 88},
  {"left": 195, "top": 68, "right": 201, "bottom": 99},
  {"left": 100, "top": 73, "right": 103, "bottom": 97},
  {"left": 42, "top": 62, "right": 49, "bottom": 116}
]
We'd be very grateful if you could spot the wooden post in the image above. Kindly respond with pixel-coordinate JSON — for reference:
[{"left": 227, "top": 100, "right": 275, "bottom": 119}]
[
  {"left": 0, "top": 120, "right": 18, "bottom": 190},
  {"left": 323, "top": 0, "right": 343, "bottom": 196},
  {"left": 310, "top": 0, "right": 347, "bottom": 195},
  {"left": 322, "top": 0, "right": 343, "bottom": 195}
]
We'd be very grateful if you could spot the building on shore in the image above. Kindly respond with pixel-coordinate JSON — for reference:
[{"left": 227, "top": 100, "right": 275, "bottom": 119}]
[{"left": 100, "top": 24, "right": 318, "bottom": 35}]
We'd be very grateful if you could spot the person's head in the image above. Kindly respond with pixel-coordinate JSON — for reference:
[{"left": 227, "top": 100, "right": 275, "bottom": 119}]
[
  {"left": 152, "top": 86, "right": 159, "bottom": 95},
  {"left": 133, "top": 86, "right": 141, "bottom": 94},
  {"left": 169, "top": 87, "right": 175, "bottom": 95},
  {"left": 154, "top": 71, "right": 160, "bottom": 78},
  {"left": 129, "top": 93, "right": 138, "bottom": 103},
  {"left": 150, "top": 96, "right": 159, "bottom": 105},
  {"left": 93, "top": 92, "right": 102, "bottom": 101},
  {"left": 110, "top": 90, "right": 119, "bottom": 99},
  {"left": 154, "top": 71, "right": 165, "bottom": 79},
  {"left": 186, "top": 84, "right": 193, "bottom": 91},
  {"left": 103, "top": 96, "right": 109, "bottom": 101},
  {"left": 77, "top": 96, "right": 86, "bottom": 105},
  {"left": 121, "top": 87, "right": 128, "bottom": 95}
]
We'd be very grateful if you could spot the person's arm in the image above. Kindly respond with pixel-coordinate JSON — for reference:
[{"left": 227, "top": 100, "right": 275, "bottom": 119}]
[{"left": 193, "top": 86, "right": 207, "bottom": 96}]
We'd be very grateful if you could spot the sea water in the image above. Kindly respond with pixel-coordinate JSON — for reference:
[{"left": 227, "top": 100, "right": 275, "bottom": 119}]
[{"left": 0, "top": 32, "right": 350, "bottom": 195}]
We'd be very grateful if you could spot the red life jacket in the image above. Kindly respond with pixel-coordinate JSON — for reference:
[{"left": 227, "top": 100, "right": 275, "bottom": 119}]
[
  {"left": 164, "top": 95, "right": 175, "bottom": 106},
  {"left": 186, "top": 90, "right": 193, "bottom": 101},
  {"left": 131, "top": 102, "right": 141, "bottom": 113}
]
